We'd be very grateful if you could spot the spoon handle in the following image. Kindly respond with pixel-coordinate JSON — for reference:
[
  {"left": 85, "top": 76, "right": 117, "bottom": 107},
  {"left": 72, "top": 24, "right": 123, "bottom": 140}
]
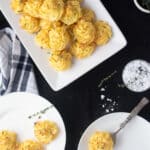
[{"left": 115, "top": 97, "right": 149, "bottom": 134}]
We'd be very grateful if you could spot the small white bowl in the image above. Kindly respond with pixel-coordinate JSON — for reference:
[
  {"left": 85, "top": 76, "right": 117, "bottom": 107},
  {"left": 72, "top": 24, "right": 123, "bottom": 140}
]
[{"left": 134, "top": 0, "right": 150, "bottom": 13}]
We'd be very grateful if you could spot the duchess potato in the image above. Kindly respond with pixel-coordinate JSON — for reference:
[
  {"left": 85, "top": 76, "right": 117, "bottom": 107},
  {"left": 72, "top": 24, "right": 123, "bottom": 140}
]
[
  {"left": 88, "top": 131, "right": 113, "bottom": 150},
  {"left": 40, "top": 20, "right": 62, "bottom": 30},
  {"left": 51, "top": 21, "right": 63, "bottom": 28},
  {"left": 19, "top": 14, "right": 40, "bottom": 33},
  {"left": 81, "top": 8, "right": 95, "bottom": 22},
  {"left": 40, "top": 19, "right": 52, "bottom": 30},
  {"left": 61, "top": 0, "right": 82, "bottom": 25},
  {"left": 49, "top": 50, "right": 72, "bottom": 71},
  {"left": 23, "top": 0, "right": 43, "bottom": 18},
  {"left": 19, "top": 140, "right": 43, "bottom": 150},
  {"left": 35, "top": 29, "right": 50, "bottom": 49},
  {"left": 73, "top": 19, "right": 96, "bottom": 44},
  {"left": 49, "top": 25, "right": 70, "bottom": 51},
  {"left": 0, "top": 130, "right": 17, "bottom": 150},
  {"left": 11, "top": 0, "right": 26, "bottom": 14},
  {"left": 67, "top": 24, "right": 76, "bottom": 42},
  {"left": 70, "top": 41, "right": 96, "bottom": 59},
  {"left": 34, "top": 120, "right": 59, "bottom": 144},
  {"left": 39, "top": 0, "right": 64, "bottom": 21},
  {"left": 11, "top": 0, "right": 112, "bottom": 72},
  {"left": 95, "top": 21, "right": 112, "bottom": 45},
  {"left": 64, "top": 0, "right": 83, "bottom": 3}
]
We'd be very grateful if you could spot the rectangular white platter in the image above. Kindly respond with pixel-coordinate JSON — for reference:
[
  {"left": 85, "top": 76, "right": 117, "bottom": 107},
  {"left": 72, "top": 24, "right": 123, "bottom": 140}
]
[{"left": 0, "top": 0, "right": 127, "bottom": 91}]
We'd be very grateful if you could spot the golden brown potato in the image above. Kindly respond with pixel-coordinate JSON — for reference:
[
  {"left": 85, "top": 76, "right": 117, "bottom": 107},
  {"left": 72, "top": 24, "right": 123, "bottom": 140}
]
[
  {"left": 11, "top": 0, "right": 26, "bottom": 14},
  {"left": 81, "top": 8, "right": 95, "bottom": 22},
  {"left": 61, "top": 0, "right": 82, "bottom": 25},
  {"left": 40, "top": 20, "right": 62, "bottom": 29},
  {"left": 23, "top": 0, "right": 43, "bottom": 18},
  {"left": 67, "top": 23, "right": 76, "bottom": 40},
  {"left": 49, "top": 50, "right": 72, "bottom": 71},
  {"left": 35, "top": 29, "right": 50, "bottom": 49},
  {"left": 49, "top": 25, "right": 70, "bottom": 51},
  {"left": 40, "top": 19, "right": 52, "bottom": 30},
  {"left": 39, "top": 0, "right": 64, "bottom": 21},
  {"left": 70, "top": 41, "right": 96, "bottom": 59},
  {"left": 51, "top": 21, "right": 63, "bottom": 28},
  {"left": 0, "top": 130, "right": 17, "bottom": 150},
  {"left": 76, "top": 0, "right": 83, "bottom": 2},
  {"left": 64, "top": 0, "right": 83, "bottom": 3},
  {"left": 19, "top": 14, "right": 40, "bottom": 33},
  {"left": 95, "top": 21, "right": 112, "bottom": 46},
  {"left": 88, "top": 131, "right": 113, "bottom": 150},
  {"left": 79, "top": 0, "right": 83, "bottom": 2},
  {"left": 34, "top": 120, "right": 59, "bottom": 144},
  {"left": 73, "top": 19, "right": 96, "bottom": 44},
  {"left": 19, "top": 140, "right": 43, "bottom": 150},
  {"left": 11, "top": 0, "right": 113, "bottom": 72}
]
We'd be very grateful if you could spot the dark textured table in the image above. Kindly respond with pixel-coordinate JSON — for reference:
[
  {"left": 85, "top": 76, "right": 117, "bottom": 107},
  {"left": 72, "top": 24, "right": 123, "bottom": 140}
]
[{"left": 0, "top": 0, "right": 150, "bottom": 150}]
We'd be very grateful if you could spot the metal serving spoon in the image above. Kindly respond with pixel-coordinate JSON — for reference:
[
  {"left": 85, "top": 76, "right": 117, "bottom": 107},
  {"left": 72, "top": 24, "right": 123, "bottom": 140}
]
[{"left": 111, "top": 97, "right": 149, "bottom": 145}]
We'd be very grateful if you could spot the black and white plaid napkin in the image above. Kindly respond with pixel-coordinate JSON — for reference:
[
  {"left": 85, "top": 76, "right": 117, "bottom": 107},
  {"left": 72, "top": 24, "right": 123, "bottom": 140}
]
[{"left": 0, "top": 28, "right": 38, "bottom": 95}]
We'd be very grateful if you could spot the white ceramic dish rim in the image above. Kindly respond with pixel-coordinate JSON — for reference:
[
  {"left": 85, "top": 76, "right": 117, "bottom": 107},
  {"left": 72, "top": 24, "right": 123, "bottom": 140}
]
[
  {"left": 78, "top": 112, "right": 150, "bottom": 150},
  {"left": 0, "top": 92, "right": 67, "bottom": 150},
  {"left": 0, "top": 0, "right": 127, "bottom": 91}
]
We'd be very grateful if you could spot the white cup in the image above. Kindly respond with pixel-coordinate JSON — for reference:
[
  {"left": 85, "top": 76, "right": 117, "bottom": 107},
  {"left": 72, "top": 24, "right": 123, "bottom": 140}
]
[{"left": 133, "top": 0, "right": 150, "bottom": 13}]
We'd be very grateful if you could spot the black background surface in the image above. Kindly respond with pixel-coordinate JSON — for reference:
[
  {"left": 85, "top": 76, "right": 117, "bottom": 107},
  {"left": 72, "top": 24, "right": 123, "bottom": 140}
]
[{"left": 0, "top": 0, "right": 150, "bottom": 149}]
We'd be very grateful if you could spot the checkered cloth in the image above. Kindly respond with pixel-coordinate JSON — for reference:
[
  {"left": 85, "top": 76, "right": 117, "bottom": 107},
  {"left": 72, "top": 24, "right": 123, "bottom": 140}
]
[{"left": 0, "top": 28, "right": 38, "bottom": 95}]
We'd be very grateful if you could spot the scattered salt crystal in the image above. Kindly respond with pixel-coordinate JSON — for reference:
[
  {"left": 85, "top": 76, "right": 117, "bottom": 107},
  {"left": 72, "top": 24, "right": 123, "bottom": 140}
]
[
  {"left": 100, "top": 88, "right": 105, "bottom": 91},
  {"left": 98, "top": 72, "right": 119, "bottom": 113},
  {"left": 111, "top": 108, "right": 114, "bottom": 111},
  {"left": 105, "top": 109, "right": 109, "bottom": 113},
  {"left": 102, "top": 104, "right": 105, "bottom": 108},
  {"left": 113, "top": 101, "right": 116, "bottom": 105},
  {"left": 101, "top": 95, "right": 105, "bottom": 100},
  {"left": 99, "top": 94, "right": 118, "bottom": 112},
  {"left": 106, "top": 98, "right": 112, "bottom": 102}
]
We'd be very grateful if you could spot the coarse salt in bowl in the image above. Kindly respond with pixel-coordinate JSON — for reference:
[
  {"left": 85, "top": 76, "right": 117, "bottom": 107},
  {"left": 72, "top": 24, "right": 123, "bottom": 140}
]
[{"left": 122, "top": 59, "right": 150, "bottom": 92}]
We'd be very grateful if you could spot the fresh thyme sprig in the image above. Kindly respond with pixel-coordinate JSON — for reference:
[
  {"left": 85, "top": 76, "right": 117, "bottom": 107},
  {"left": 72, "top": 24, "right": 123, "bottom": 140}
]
[{"left": 28, "top": 105, "right": 53, "bottom": 119}]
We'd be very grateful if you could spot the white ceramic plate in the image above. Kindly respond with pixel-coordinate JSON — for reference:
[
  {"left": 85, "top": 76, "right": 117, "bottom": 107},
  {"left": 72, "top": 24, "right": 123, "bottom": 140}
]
[
  {"left": 0, "top": 0, "right": 127, "bottom": 91},
  {"left": 78, "top": 112, "right": 150, "bottom": 150},
  {"left": 0, "top": 92, "right": 66, "bottom": 150}
]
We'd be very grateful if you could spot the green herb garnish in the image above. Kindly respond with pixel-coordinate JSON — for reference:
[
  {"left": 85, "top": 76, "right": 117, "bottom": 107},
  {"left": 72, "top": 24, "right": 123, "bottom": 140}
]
[
  {"left": 98, "top": 70, "right": 117, "bottom": 88},
  {"left": 28, "top": 105, "right": 53, "bottom": 119},
  {"left": 40, "top": 106, "right": 51, "bottom": 114},
  {"left": 117, "top": 83, "right": 125, "bottom": 88}
]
